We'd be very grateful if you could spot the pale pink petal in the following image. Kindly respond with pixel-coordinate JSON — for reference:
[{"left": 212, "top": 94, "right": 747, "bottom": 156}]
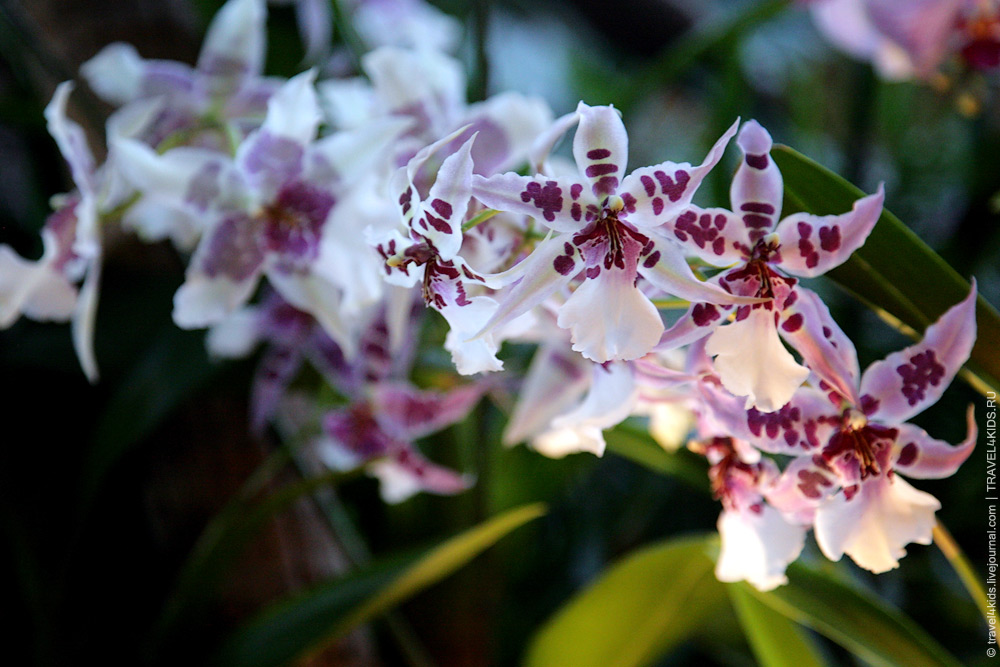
[
  {"left": 368, "top": 450, "right": 471, "bottom": 504},
  {"left": 557, "top": 267, "right": 663, "bottom": 362},
  {"left": 728, "top": 120, "right": 783, "bottom": 243},
  {"left": 79, "top": 43, "right": 147, "bottom": 105},
  {"left": 815, "top": 475, "right": 940, "bottom": 573},
  {"left": 662, "top": 207, "right": 748, "bottom": 267},
  {"left": 765, "top": 456, "right": 836, "bottom": 524},
  {"left": 859, "top": 282, "right": 977, "bottom": 424},
  {"left": 777, "top": 286, "right": 860, "bottom": 404},
  {"left": 865, "top": 0, "right": 965, "bottom": 76},
  {"left": 705, "top": 307, "right": 809, "bottom": 412},
  {"left": 462, "top": 92, "right": 554, "bottom": 175},
  {"left": 503, "top": 342, "right": 591, "bottom": 446},
  {"left": 893, "top": 404, "right": 976, "bottom": 479},
  {"left": 363, "top": 47, "right": 465, "bottom": 123},
  {"left": 72, "top": 252, "right": 102, "bottom": 383},
  {"left": 622, "top": 119, "right": 739, "bottom": 228},
  {"left": 715, "top": 506, "right": 806, "bottom": 591},
  {"left": 472, "top": 172, "right": 592, "bottom": 233},
  {"left": 268, "top": 270, "right": 355, "bottom": 356},
  {"left": 572, "top": 102, "right": 628, "bottom": 200},
  {"left": 441, "top": 296, "right": 504, "bottom": 375},
  {"left": 655, "top": 301, "right": 729, "bottom": 351},
  {"left": 473, "top": 235, "right": 577, "bottom": 336},
  {"left": 533, "top": 362, "right": 636, "bottom": 458},
  {"left": 0, "top": 233, "right": 76, "bottom": 327},
  {"left": 774, "top": 185, "right": 884, "bottom": 278},
  {"left": 637, "top": 233, "right": 762, "bottom": 306},
  {"left": 373, "top": 382, "right": 485, "bottom": 441},
  {"left": 252, "top": 69, "right": 321, "bottom": 150},
  {"left": 197, "top": 0, "right": 267, "bottom": 79}
]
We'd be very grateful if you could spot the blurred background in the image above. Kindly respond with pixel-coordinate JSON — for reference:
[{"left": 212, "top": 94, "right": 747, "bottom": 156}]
[{"left": 0, "top": 0, "right": 998, "bottom": 664}]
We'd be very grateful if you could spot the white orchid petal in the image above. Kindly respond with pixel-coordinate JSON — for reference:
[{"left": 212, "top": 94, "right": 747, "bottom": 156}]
[{"left": 706, "top": 307, "right": 809, "bottom": 412}]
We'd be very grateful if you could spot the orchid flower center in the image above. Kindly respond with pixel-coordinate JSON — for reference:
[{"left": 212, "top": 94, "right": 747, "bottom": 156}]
[
  {"left": 570, "top": 197, "right": 650, "bottom": 277},
  {"left": 821, "top": 410, "right": 899, "bottom": 481}
]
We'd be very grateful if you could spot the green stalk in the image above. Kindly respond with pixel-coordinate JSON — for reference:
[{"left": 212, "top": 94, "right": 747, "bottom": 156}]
[{"left": 933, "top": 521, "right": 992, "bottom": 626}]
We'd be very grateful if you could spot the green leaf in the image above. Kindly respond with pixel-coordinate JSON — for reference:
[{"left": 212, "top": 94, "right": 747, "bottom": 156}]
[
  {"left": 728, "top": 583, "right": 827, "bottom": 667},
  {"left": 747, "top": 563, "right": 963, "bottom": 667},
  {"left": 213, "top": 502, "right": 547, "bottom": 667},
  {"left": 525, "top": 535, "right": 726, "bottom": 667},
  {"left": 773, "top": 144, "right": 1000, "bottom": 396},
  {"left": 603, "top": 423, "right": 709, "bottom": 492}
]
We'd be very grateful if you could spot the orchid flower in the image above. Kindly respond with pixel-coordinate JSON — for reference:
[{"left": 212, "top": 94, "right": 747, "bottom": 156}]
[
  {"left": 809, "top": 0, "right": 999, "bottom": 79},
  {"left": 471, "top": 103, "right": 760, "bottom": 364},
  {"left": 82, "top": 0, "right": 277, "bottom": 139},
  {"left": 713, "top": 285, "right": 978, "bottom": 574},
  {"left": 372, "top": 130, "right": 508, "bottom": 374},
  {"left": 658, "top": 119, "right": 884, "bottom": 412},
  {"left": 0, "top": 83, "right": 110, "bottom": 381},
  {"left": 320, "top": 46, "right": 553, "bottom": 177},
  {"left": 690, "top": 437, "right": 807, "bottom": 591},
  {"left": 113, "top": 70, "right": 407, "bottom": 352}
]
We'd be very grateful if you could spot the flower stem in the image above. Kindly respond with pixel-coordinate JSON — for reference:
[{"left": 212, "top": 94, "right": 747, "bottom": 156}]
[
  {"left": 933, "top": 521, "right": 991, "bottom": 625},
  {"left": 461, "top": 208, "right": 500, "bottom": 232}
]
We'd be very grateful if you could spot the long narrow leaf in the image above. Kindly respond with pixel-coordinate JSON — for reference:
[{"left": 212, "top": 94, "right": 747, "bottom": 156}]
[
  {"left": 748, "top": 563, "right": 963, "bottom": 667},
  {"left": 773, "top": 144, "right": 1000, "bottom": 396},
  {"left": 525, "top": 535, "right": 726, "bottom": 667},
  {"left": 728, "top": 582, "right": 827, "bottom": 667},
  {"left": 213, "top": 502, "right": 546, "bottom": 667}
]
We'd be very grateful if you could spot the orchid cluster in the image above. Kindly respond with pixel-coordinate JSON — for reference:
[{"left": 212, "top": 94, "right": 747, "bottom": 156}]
[
  {"left": 0, "top": 0, "right": 980, "bottom": 593},
  {"left": 809, "top": 0, "right": 1000, "bottom": 82}
]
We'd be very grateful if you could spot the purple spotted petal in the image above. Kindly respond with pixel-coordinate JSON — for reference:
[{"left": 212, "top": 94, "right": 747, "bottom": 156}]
[
  {"left": 373, "top": 382, "right": 485, "bottom": 441},
  {"left": 715, "top": 384, "right": 839, "bottom": 456},
  {"left": 412, "top": 136, "right": 475, "bottom": 260},
  {"left": 859, "top": 282, "right": 977, "bottom": 425},
  {"left": 777, "top": 286, "right": 861, "bottom": 405},
  {"left": 729, "top": 120, "right": 783, "bottom": 242},
  {"left": 663, "top": 206, "right": 748, "bottom": 267},
  {"left": 572, "top": 102, "right": 628, "bottom": 200},
  {"left": 656, "top": 300, "right": 729, "bottom": 351},
  {"left": 622, "top": 119, "right": 738, "bottom": 228},
  {"left": 894, "top": 405, "right": 976, "bottom": 479},
  {"left": 473, "top": 235, "right": 578, "bottom": 337},
  {"left": 472, "top": 172, "right": 592, "bottom": 233},
  {"left": 765, "top": 455, "right": 837, "bottom": 523},
  {"left": 372, "top": 446, "right": 471, "bottom": 502},
  {"left": 774, "top": 185, "right": 884, "bottom": 278},
  {"left": 636, "top": 232, "right": 763, "bottom": 306}
]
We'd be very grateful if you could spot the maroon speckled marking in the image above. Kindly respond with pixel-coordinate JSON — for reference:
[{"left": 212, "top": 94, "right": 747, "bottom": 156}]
[
  {"left": 431, "top": 198, "right": 452, "bottom": 219},
  {"left": 859, "top": 394, "right": 880, "bottom": 416},
  {"left": 781, "top": 313, "right": 804, "bottom": 332},
  {"left": 553, "top": 255, "right": 575, "bottom": 275},
  {"left": 740, "top": 202, "right": 775, "bottom": 214},
  {"left": 692, "top": 303, "right": 720, "bottom": 327},
  {"left": 520, "top": 180, "right": 563, "bottom": 222},
  {"left": 797, "top": 221, "right": 819, "bottom": 268},
  {"left": 674, "top": 210, "right": 726, "bottom": 254},
  {"left": 896, "top": 350, "right": 945, "bottom": 406},
  {"left": 587, "top": 148, "right": 611, "bottom": 159},
  {"left": 797, "top": 468, "right": 832, "bottom": 499},
  {"left": 585, "top": 163, "right": 619, "bottom": 177},
  {"left": 570, "top": 183, "right": 583, "bottom": 200},
  {"left": 748, "top": 403, "right": 803, "bottom": 444},
  {"left": 897, "top": 442, "right": 918, "bottom": 467},
  {"left": 745, "top": 153, "right": 769, "bottom": 169},
  {"left": 653, "top": 169, "right": 690, "bottom": 202},
  {"left": 819, "top": 225, "right": 841, "bottom": 252}
]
